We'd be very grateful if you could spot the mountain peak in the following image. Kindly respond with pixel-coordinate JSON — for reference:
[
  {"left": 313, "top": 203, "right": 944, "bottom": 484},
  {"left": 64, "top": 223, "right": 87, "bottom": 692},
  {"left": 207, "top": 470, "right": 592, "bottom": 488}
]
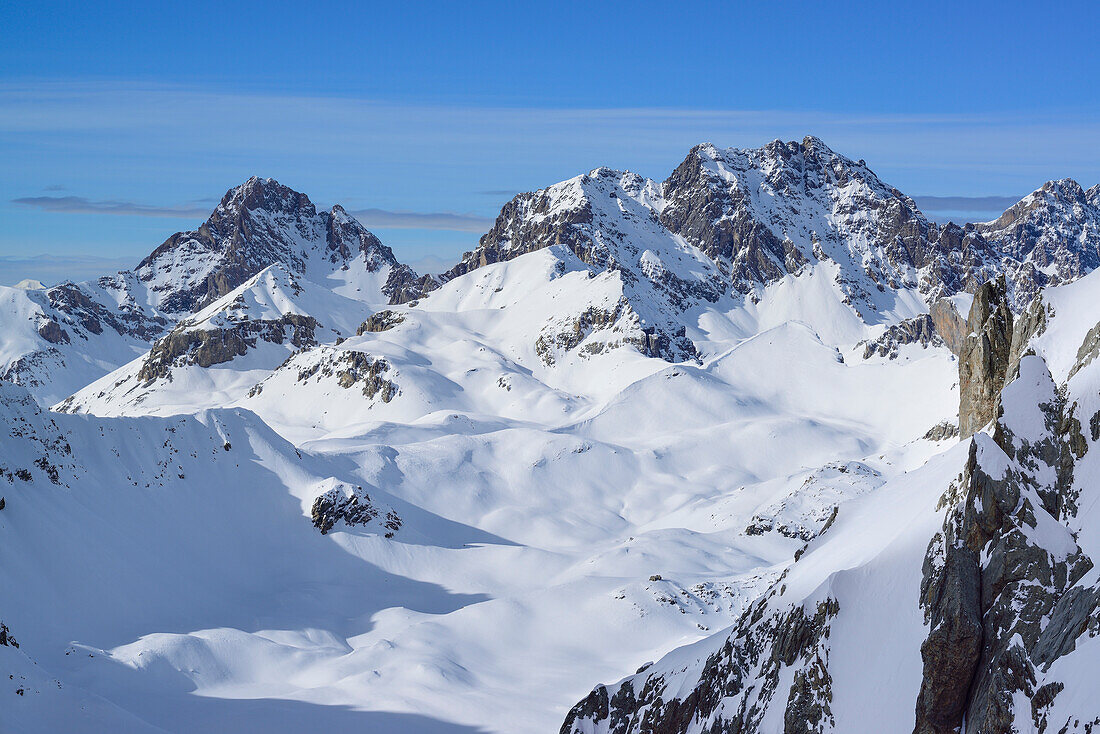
[
  {"left": 215, "top": 176, "right": 317, "bottom": 220},
  {"left": 975, "top": 176, "right": 1100, "bottom": 305},
  {"left": 1037, "top": 177, "right": 1087, "bottom": 200},
  {"left": 800, "top": 134, "right": 833, "bottom": 152},
  {"left": 130, "top": 180, "right": 426, "bottom": 314}
]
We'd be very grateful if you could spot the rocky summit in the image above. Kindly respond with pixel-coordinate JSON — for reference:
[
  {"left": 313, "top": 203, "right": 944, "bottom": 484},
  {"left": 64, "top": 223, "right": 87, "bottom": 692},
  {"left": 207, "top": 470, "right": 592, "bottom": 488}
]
[{"left": 5, "top": 140, "right": 1100, "bottom": 734}]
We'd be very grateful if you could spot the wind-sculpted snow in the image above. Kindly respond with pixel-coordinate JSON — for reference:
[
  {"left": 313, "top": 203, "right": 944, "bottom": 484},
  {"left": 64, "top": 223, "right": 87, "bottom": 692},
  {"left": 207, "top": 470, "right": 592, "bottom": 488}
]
[{"left": 1, "top": 274, "right": 960, "bottom": 734}]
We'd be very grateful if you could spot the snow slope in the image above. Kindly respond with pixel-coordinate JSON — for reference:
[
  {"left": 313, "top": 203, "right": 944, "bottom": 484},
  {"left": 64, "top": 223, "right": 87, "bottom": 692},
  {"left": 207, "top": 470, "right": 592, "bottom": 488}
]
[{"left": 564, "top": 267, "right": 1100, "bottom": 734}]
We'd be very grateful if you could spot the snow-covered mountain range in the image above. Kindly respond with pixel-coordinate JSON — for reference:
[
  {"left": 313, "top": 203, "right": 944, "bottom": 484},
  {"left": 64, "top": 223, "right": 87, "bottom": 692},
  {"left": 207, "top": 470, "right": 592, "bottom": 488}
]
[{"left": 4, "top": 138, "right": 1100, "bottom": 734}]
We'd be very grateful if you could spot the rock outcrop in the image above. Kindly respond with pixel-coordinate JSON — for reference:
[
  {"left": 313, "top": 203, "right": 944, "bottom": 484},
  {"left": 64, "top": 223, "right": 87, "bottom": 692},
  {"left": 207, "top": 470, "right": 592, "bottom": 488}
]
[
  {"left": 310, "top": 481, "right": 402, "bottom": 537},
  {"left": 357, "top": 310, "right": 405, "bottom": 334},
  {"left": 137, "top": 313, "right": 319, "bottom": 385},
  {"left": 959, "top": 277, "right": 1014, "bottom": 438},
  {"left": 860, "top": 314, "right": 943, "bottom": 359},
  {"left": 560, "top": 594, "right": 840, "bottom": 734},
  {"left": 914, "top": 312, "right": 1100, "bottom": 733},
  {"left": 930, "top": 298, "right": 968, "bottom": 356}
]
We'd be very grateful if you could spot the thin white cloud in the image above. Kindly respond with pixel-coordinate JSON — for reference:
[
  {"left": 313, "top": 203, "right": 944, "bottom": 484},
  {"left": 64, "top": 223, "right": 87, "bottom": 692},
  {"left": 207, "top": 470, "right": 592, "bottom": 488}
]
[
  {"left": 0, "top": 254, "right": 136, "bottom": 287},
  {"left": 12, "top": 195, "right": 208, "bottom": 219},
  {"left": 3, "top": 80, "right": 1100, "bottom": 261},
  {"left": 12, "top": 194, "right": 494, "bottom": 233},
  {"left": 3, "top": 81, "right": 1098, "bottom": 193}
]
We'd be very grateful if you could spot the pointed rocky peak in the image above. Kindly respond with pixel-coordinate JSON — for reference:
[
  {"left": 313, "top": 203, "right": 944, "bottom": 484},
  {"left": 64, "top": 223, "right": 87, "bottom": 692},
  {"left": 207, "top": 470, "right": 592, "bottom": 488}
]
[
  {"left": 958, "top": 276, "right": 1014, "bottom": 438},
  {"left": 132, "top": 178, "right": 423, "bottom": 315},
  {"left": 439, "top": 138, "right": 1004, "bottom": 326},
  {"left": 975, "top": 178, "right": 1100, "bottom": 307},
  {"left": 1087, "top": 183, "right": 1100, "bottom": 207},
  {"left": 981, "top": 178, "right": 1092, "bottom": 231},
  {"left": 660, "top": 136, "right": 990, "bottom": 306},
  {"left": 213, "top": 176, "right": 318, "bottom": 221},
  {"left": 326, "top": 203, "right": 399, "bottom": 270}
]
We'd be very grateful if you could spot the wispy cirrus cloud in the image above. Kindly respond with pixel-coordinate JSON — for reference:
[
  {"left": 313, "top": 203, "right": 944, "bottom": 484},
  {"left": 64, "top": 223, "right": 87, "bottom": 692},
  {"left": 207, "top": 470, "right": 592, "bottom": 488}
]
[
  {"left": 0, "top": 254, "right": 136, "bottom": 287},
  {"left": 12, "top": 195, "right": 209, "bottom": 219},
  {"left": 12, "top": 194, "right": 494, "bottom": 233},
  {"left": 348, "top": 208, "right": 493, "bottom": 232},
  {"left": 4, "top": 81, "right": 1100, "bottom": 261}
]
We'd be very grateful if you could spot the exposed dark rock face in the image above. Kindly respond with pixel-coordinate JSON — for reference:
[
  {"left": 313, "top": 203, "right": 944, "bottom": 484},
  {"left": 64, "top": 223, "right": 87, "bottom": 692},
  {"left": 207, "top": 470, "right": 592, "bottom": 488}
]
[
  {"left": 310, "top": 482, "right": 402, "bottom": 537},
  {"left": 930, "top": 299, "right": 968, "bottom": 356},
  {"left": 924, "top": 422, "right": 960, "bottom": 441},
  {"left": 915, "top": 330, "right": 1100, "bottom": 734},
  {"left": 661, "top": 143, "right": 808, "bottom": 292},
  {"left": 1008, "top": 294, "right": 1051, "bottom": 376},
  {"left": 562, "top": 594, "right": 839, "bottom": 734},
  {"left": 0, "top": 622, "right": 18, "bottom": 648},
  {"left": 47, "top": 281, "right": 168, "bottom": 342},
  {"left": 384, "top": 267, "right": 438, "bottom": 305},
  {"left": 137, "top": 313, "right": 319, "bottom": 385},
  {"left": 914, "top": 446, "right": 991, "bottom": 734},
  {"left": 1068, "top": 319, "right": 1100, "bottom": 381},
  {"left": 1031, "top": 586, "right": 1100, "bottom": 666},
  {"left": 135, "top": 177, "right": 427, "bottom": 314},
  {"left": 442, "top": 180, "right": 598, "bottom": 281},
  {"left": 959, "top": 277, "right": 1014, "bottom": 438},
  {"left": 357, "top": 310, "right": 405, "bottom": 334},
  {"left": 660, "top": 139, "right": 1000, "bottom": 308},
  {"left": 36, "top": 320, "right": 69, "bottom": 345},
  {"left": 860, "top": 314, "right": 943, "bottom": 359}
]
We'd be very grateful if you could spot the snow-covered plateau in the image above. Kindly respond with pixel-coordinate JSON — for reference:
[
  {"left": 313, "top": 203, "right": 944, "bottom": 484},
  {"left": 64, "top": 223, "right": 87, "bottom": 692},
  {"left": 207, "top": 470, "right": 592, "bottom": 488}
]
[{"left": 3, "top": 138, "right": 1100, "bottom": 733}]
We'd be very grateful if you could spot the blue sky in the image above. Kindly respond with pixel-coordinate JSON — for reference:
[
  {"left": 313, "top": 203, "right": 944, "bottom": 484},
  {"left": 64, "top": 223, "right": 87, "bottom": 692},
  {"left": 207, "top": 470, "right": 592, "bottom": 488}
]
[{"left": 2, "top": 0, "right": 1099, "bottom": 284}]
